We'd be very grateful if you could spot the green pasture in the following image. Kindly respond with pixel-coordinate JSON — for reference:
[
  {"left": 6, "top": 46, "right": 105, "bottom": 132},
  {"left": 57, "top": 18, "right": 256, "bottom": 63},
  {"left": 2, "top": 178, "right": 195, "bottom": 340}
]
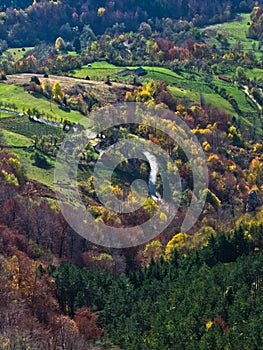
[
  {"left": 70, "top": 60, "right": 263, "bottom": 134},
  {"left": 0, "top": 129, "right": 56, "bottom": 188},
  {"left": 2, "top": 47, "right": 34, "bottom": 60},
  {"left": 69, "top": 60, "right": 122, "bottom": 80},
  {"left": 67, "top": 51, "right": 79, "bottom": 57},
  {"left": 0, "top": 83, "right": 83, "bottom": 123},
  {"left": 245, "top": 68, "right": 263, "bottom": 81},
  {"left": 203, "top": 13, "right": 262, "bottom": 57},
  {"left": 0, "top": 115, "right": 63, "bottom": 139}
]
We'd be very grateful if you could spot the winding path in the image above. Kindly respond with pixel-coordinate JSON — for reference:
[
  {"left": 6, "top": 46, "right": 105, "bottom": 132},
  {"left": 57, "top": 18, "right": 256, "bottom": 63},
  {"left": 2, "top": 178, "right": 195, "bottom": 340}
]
[
  {"left": 243, "top": 85, "right": 263, "bottom": 126},
  {"left": 243, "top": 85, "right": 262, "bottom": 111}
]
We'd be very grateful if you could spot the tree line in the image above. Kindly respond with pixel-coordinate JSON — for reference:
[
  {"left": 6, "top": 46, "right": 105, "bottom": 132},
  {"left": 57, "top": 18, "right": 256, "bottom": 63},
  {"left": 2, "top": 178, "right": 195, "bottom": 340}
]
[{"left": 0, "top": 0, "right": 258, "bottom": 47}]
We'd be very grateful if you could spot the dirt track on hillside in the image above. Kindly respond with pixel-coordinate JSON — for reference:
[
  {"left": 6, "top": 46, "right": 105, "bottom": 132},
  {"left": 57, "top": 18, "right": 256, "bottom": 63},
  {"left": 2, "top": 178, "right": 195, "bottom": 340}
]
[
  {"left": 3, "top": 73, "right": 133, "bottom": 104},
  {"left": 4, "top": 73, "right": 129, "bottom": 88}
]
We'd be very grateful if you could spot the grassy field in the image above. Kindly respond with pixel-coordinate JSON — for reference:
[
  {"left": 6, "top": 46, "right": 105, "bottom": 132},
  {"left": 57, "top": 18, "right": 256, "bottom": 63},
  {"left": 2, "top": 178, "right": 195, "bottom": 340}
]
[
  {"left": 0, "top": 129, "right": 56, "bottom": 188},
  {"left": 134, "top": 66, "right": 183, "bottom": 83},
  {"left": 169, "top": 86, "right": 199, "bottom": 101},
  {"left": 0, "top": 115, "right": 63, "bottom": 139},
  {"left": 91, "top": 61, "right": 120, "bottom": 69},
  {"left": 245, "top": 67, "right": 263, "bottom": 81},
  {"left": 0, "top": 83, "right": 83, "bottom": 123},
  {"left": 2, "top": 47, "right": 34, "bottom": 60},
  {"left": 69, "top": 61, "right": 261, "bottom": 127},
  {"left": 67, "top": 51, "right": 79, "bottom": 57},
  {"left": 0, "top": 129, "right": 32, "bottom": 148},
  {"left": 69, "top": 61, "right": 122, "bottom": 80},
  {"left": 69, "top": 66, "right": 122, "bottom": 80},
  {"left": 204, "top": 93, "right": 238, "bottom": 117},
  {"left": 70, "top": 62, "right": 185, "bottom": 82},
  {"left": 203, "top": 13, "right": 262, "bottom": 58}
]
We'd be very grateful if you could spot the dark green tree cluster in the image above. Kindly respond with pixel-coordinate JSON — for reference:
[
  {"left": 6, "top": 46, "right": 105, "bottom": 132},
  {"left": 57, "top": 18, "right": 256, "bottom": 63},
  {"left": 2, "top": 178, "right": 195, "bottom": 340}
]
[
  {"left": 49, "top": 222, "right": 263, "bottom": 349},
  {"left": 0, "top": 0, "right": 256, "bottom": 47}
]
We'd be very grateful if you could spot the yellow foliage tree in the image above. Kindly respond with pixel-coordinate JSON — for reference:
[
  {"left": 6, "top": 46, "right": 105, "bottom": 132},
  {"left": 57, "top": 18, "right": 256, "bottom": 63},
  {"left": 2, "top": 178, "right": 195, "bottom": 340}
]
[
  {"left": 202, "top": 189, "right": 221, "bottom": 209},
  {"left": 165, "top": 232, "right": 189, "bottom": 259},
  {"left": 143, "top": 197, "right": 159, "bottom": 216},
  {"left": 52, "top": 82, "right": 64, "bottom": 100},
  {"left": 97, "top": 7, "right": 106, "bottom": 16},
  {"left": 6, "top": 156, "right": 26, "bottom": 185},
  {"left": 1, "top": 170, "right": 19, "bottom": 186},
  {"left": 202, "top": 141, "right": 211, "bottom": 152},
  {"left": 55, "top": 37, "right": 66, "bottom": 52},
  {"left": 249, "top": 157, "right": 263, "bottom": 187},
  {"left": 125, "top": 91, "right": 134, "bottom": 102}
]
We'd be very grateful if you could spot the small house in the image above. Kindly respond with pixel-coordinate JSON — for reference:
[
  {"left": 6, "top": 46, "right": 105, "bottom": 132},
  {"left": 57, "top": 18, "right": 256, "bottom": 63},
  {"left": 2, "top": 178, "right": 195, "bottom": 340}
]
[
  {"left": 218, "top": 75, "right": 231, "bottom": 83},
  {"left": 135, "top": 67, "right": 147, "bottom": 76}
]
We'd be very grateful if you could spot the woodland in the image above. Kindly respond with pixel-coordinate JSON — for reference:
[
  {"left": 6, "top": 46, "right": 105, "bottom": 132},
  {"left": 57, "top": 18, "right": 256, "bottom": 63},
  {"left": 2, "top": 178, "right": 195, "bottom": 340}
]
[{"left": 0, "top": 1, "right": 262, "bottom": 349}]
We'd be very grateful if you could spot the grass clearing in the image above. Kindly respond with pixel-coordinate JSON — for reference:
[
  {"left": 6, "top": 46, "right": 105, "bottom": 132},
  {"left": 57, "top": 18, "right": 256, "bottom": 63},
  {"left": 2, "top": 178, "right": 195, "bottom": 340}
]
[
  {"left": 69, "top": 60, "right": 122, "bottom": 80},
  {"left": 90, "top": 61, "right": 120, "bottom": 68},
  {"left": 0, "top": 129, "right": 56, "bottom": 188},
  {"left": 245, "top": 68, "right": 263, "bottom": 81},
  {"left": 204, "top": 93, "right": 238, "bottom": 116},
  {"left": 203, "top": 14, "right": 262, "bottom": 57},
  {"left": 0, "top": 129, "right": 32, "bottom": 148},
  {"left": 67, "top": 51, "right": 79, "bottom": 57},
  {"left": 71, "top": 60, "right": 262, "bottom": 134},
  {"left": 169, "top": 86, "right": 199, "bottom": 102},
  {"left": 0, "top": 83, "right": 83, "bottom": 123},
  {"left": 69, "top": 67, "right": 122, "bottom": 80},
  {"left": 70, "top": 62, "right": 184, "bottom": 82},
  {"left": 3, "top": 47, "right": 34, "bottom": 60}
]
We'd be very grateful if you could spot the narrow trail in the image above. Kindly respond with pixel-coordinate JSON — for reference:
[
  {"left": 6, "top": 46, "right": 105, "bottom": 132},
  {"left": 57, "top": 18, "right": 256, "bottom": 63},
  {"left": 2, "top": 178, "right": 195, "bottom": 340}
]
[
  {"left": 3, "top": 73, "right": 132, "bottom": 89},
  {"left": 243, "top": 85, "right": 262, "bottom": 111},
  {"left": 243, "top": 85, "right": 263, "bottom": 126}
]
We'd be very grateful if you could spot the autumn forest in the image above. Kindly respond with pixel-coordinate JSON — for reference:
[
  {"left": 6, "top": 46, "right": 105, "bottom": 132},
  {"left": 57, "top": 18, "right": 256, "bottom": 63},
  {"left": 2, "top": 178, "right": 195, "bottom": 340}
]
[{"left": 0, "top": 0, "right": 262, "bottom": 349}]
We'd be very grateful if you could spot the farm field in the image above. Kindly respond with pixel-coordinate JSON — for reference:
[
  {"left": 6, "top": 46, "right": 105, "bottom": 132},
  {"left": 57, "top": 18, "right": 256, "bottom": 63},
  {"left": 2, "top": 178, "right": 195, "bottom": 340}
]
[
  {"left": 245, "top": 67, "right": 263, "bottom": 81},
  {"left": 70, "top": 61, "right": 262, "bottom": 134},
  {"left": 0, "top": 83, "right": 84, "bottom": 123},
  {"left": 1, "top": 10, "right": 263, "bottom": 191},
  {"left": 0, "top": 115, "right": 63, "bottom": 139},
  {"left": 203, "top": 13, "right": 262, "bottom": 57},
  {"left": 2, "top": 47, "right": 34, "bottom": 60},
  {"left": 0, "top": 129, "right": 56, "bottom": 188},
  {"left": 68, "top": 64, "right": 122, "bottom": 80}
]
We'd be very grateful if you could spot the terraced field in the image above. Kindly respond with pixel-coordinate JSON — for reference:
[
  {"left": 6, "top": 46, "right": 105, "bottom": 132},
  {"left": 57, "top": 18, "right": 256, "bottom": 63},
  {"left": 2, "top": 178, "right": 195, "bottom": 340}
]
[{"left": 70, "top": 59, "right": 263, "bottom": 137}]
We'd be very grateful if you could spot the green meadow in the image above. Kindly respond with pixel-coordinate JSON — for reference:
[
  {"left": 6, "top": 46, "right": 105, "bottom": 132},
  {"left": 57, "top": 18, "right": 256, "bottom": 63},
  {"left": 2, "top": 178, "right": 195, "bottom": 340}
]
[
  {"left": 0, "top": 129, "right": 56, "bottom": 188},
  {"left": 3, "top": 47, "right": 34, "bottom": 60},
  {"left": 203, "top": 13, "right": 261, "bottom": 56},
  {"left": 0, "top": 83, "right": 83, "bottom": 123},
  {"left": 71, "top": 60, "right": 259, "bottom": 115}
]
